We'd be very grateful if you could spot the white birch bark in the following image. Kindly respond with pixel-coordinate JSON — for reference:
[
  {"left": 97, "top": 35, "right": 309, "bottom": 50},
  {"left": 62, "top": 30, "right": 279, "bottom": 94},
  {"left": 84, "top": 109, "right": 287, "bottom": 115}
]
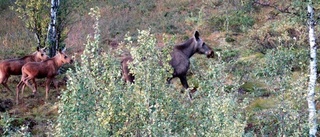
[
  {"left": 307, "top": 4, "right": 318, "bottom": 137},
  {"left": 47, "top": 0, "right": 59, "bottom": 57}
]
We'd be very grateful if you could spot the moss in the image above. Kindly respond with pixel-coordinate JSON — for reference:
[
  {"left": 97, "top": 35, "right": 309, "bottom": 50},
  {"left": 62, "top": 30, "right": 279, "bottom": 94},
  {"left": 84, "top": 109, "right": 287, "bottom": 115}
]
[
  {"left": 247, "top": 98, "right": 278, "bottom": 111},
  {"left": 240, "top": 81, "right": 262, "bottom": 93},
  {"left": 238, "top": 52, "right": 264, "bottom": 62},
  {"left": 221, "top": 49, "right": 239, "bottom": 62},
  {"left": 225, "top": 36, "right": 236, "bottom": 43}
]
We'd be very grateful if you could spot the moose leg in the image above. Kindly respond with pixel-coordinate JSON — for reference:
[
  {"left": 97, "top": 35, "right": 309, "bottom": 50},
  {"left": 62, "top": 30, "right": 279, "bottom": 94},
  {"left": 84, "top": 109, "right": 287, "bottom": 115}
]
[
  {"left": 179, "top": 75, "right": 195, "bottom": 100},
  {"left": 21, "top": 84, "right": 26, "bottom": 96},
  {"left": 23, "top": 78, "right": 33, "bottom": 91},
  {"left": 179, "top": 75, "right": 189, "bottom": 89},
  {"left": 2, "top": 83, "right": 13, "bottom": 93},
  {"left": 16, "top": 74, "right": 29, "bottom": 104},
  {"left": 16, "top": 81, "right": 25, "bottom": 105},
  {"left": 23, "top": 77, "right": 36, "bottom": 96},
  {"left": 21, "top": 79, "right": 30, "bottom": 99},
  {"left": 31, "top": 78, "right": 37, "bottom": 95},
  {"left": 167, "top": 77, "right": 173, "bottom": 84},
  {"left": 29, "top": 78, "right": 41, "bottom": 103},
  {"left": 1, "top": 75, "right": 13, "bottom": 92},
  {"left": 45, "top": 78, "right": 52, "bottom": 100},
  {"left": 53, "top": 79, "right": 59, "bottom": 91}
]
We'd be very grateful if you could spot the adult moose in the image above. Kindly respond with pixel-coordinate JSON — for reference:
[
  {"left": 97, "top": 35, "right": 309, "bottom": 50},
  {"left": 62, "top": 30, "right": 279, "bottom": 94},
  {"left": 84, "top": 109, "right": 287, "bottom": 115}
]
[
  {"left": 0, "top": 47, "right": 49, "bottom": 92},
  {"left": 122, "top": 31, "right": 214, "bottom": 98},
  {"left": 16, "top": 48, "right": 73, "bottom": 104}
]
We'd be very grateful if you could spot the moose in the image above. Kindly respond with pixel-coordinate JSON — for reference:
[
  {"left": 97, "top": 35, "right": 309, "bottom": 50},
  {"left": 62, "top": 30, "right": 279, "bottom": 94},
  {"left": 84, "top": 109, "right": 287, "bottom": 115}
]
[
  {"left": 121, "top": 56, "right": 135, "bottom": 83},
  {"left": 0, "top": 47, "right": 49, "bottom": 93},
  {"left": 16, "top": 48, "right": 73, "bottom": 104},
  {"left": 121, "top": 31, "right": 214, "bottom": 97}
]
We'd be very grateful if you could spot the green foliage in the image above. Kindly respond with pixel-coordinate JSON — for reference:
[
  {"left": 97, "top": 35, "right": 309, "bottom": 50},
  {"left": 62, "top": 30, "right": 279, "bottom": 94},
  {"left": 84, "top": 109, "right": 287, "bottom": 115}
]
[
  {"left": 248, "top": 18, "right": 307, "bottom": 54},
  {"left": 225, "top": 36, "right": 236, "bottom": 43},
  {"left": 185, "top": 6, "right": 205, "bottom": 29},
  {"left": 239, "top": 81, "right": 267, "bottom": 93},
  {"left": 245, "top": 73, "right": 309, "bottom": 136},
  {"left": 221, "top": 49, "right": 239, "bottom": 62},
  {"left": 55, "top": 7, "right": 247, "bottom": 136},
  {"left": 0, "top": 113, "right": 32, "bottom": 137},
  {"left": 227, "top": 11, "right": 255, "bottom": 33},
  {"left": 55, "top": 7, "right": 111, "bottom": 136},
  {"left": 54, "top": 0, "right": 92, "bottom": 52},
  {"left": 256, "top": 47, "right": 308, "bottom": 77},
  {"left": 12, "top": 0, "right": 50, "bottom": 47},
  {"left": 0, "top": 112, "right": 14, "bottom": 135},
  {"left": 208, "top": 4, "right": 255, "bottom": 33},
  {"left": 243, "top": 44, "right": 310, "bottom": 136},
  {"left": 1, "top": 1, "right": 316, "bottom": 136},
  {"left": 0, "top": 0, "right": 12, "bottom": 11},
  {"left": 209, "top": 15, "right": 225, "bottom": 31}
]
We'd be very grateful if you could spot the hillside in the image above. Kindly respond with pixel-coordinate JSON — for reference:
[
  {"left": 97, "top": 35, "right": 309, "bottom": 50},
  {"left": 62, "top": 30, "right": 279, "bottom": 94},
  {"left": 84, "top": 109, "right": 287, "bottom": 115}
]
[{"left": 0, "top": 0, "right": 320, "bottom": 136}]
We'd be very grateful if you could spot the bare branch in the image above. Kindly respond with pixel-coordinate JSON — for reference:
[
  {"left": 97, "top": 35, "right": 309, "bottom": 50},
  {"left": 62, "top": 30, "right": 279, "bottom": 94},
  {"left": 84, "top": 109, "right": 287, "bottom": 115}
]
[{"left": 253, "top": 0, "right": 300, "bottom": 17}]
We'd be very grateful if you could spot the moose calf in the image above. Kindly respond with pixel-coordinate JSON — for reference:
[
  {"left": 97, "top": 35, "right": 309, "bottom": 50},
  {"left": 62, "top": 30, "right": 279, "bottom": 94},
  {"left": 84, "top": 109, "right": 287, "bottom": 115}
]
[
  {"left": 0, "top": 47, "right": 48, "bottom": 92},
  {"left": 16, "top": 49, "right": 73, "bottom": 104}
]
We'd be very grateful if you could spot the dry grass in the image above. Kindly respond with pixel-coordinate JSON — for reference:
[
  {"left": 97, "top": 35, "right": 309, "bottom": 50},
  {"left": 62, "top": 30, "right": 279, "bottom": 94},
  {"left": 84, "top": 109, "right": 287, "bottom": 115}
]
[{"left": 0, "top": 10, "right": 36, "bottom": 60}]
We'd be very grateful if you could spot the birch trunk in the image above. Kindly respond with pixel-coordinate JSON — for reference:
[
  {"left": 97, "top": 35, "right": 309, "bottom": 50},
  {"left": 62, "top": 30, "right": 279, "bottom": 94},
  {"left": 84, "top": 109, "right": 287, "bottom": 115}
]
[
  {"left": 47, "top": 0, "right": 59, "bottom": 57},
  {"left": 307, "top": 3, "right": 318, "bottom": 137}
]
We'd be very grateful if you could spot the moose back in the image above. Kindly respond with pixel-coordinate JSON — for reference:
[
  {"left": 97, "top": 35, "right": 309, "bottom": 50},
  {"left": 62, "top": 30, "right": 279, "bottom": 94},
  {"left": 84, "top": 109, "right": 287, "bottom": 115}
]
[{"left": 121, "top": 31, "right": 214, "bottom": 93}]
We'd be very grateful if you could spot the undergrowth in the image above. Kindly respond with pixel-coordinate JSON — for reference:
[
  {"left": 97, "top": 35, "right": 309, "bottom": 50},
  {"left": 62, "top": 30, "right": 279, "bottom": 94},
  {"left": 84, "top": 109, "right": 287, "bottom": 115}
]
[{"left": 55, "top": 7, "right": 247, "bottom": 136}]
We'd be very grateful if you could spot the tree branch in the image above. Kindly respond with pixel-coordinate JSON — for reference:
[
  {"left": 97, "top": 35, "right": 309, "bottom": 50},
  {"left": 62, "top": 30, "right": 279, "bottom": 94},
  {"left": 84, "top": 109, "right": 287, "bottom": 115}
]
[{"left": 253, "top": 0, "right": 301, "bottom": 17}]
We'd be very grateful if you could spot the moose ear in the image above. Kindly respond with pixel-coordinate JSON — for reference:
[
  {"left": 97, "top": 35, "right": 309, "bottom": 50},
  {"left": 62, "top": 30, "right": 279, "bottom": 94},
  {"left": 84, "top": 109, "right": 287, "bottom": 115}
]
[
  {"left": 62, "top": 47, "right": 66, "bottom": 53},
  {"left": 42, "top": 47, "right": 47, "bottom": 52},
  {"left": 58, "top": 49, "right": 62, "bottom": 54},
  {"left": 58, "top": 47, "right": 66, "bottom": 54},
  {"left": 36, "top": 46, "right": 40, "bottom": 51},
  {"left": 194, "top": 31, "right": 200, "bottom": 41}
]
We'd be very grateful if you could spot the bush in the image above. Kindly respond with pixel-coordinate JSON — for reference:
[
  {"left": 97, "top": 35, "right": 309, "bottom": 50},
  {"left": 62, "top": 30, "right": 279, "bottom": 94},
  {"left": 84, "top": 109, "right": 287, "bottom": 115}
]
[
  {"left": 0, "top": 0, "right": 12, "bottom": 11},
  {"left": 256, "top": 47, "right": 308, "bottom": 77},
  {"left": 55, "top": 7, "right": 247, "bottom": 136},
  {"left": 209, "top": 9, "right": 255, "bottom": 33},
  {"left": 244, "top": 71, "right": 309, "bottom": 136},
  {"left": 244, "top": 46, "right": 310, "bottom": 136},
  {"left": 248, "top": 19, "right": 307, "bottom": 54},
  {"left": 221, "top": 49, "right": 239, "bottom": 62},
  {"left": 0, "top": 112, "right": 33, "bottom": 137}
]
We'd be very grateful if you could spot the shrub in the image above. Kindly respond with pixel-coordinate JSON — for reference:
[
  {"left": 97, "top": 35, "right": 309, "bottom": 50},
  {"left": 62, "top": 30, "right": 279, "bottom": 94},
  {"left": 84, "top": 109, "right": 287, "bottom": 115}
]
[
  {"left": 0, "top": 112, "right": 32, "bottom": 137},
  {"left": 245, "top": 46, "right": 310, "bottom": 136},
  {"left": 256, "top": 47, "right": 308, "bottom": 77},
  {"left": 244, "top": 70, "right": 309, "bottom": 136},
  {"left": 248, "top": 19, "right": 307, "bottom": 54},
  {"left": 55, "top": 7, "right": 247, "bottom": 136},
  {"left": 208, "top": 8, "right": 255, "bottom": 33},
  {"left": 0, "top": 0, "right": 12, "bottom": 11}
]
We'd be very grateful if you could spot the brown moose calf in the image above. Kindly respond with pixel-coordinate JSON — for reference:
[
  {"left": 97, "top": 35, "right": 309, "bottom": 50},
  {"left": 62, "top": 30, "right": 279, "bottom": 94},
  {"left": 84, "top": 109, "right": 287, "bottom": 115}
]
[
  {"left": 0, "top": 47, "right": 48, "bottom": 92},
  {"left": 16, "top": 49, "right": 73, "bottom": 104}
]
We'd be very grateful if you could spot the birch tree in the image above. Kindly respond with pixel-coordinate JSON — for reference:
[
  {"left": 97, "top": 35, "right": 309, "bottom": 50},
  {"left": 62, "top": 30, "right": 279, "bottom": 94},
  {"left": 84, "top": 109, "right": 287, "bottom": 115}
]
[
  {"left": 47, "top": 0, "right": 88, "bottom": 57},
  {"left": 307, "top": 2, "right": 318, "bottom": 136},
  {"left": 47, "top": 0, "right": 59, "bottom": 57}
]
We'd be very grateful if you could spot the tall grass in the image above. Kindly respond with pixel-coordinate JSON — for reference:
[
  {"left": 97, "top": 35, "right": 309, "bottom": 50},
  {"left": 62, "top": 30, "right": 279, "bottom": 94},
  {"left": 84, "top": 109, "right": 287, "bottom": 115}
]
[{"left": 0, "top": 10, "right": 35, "bottom": 60}]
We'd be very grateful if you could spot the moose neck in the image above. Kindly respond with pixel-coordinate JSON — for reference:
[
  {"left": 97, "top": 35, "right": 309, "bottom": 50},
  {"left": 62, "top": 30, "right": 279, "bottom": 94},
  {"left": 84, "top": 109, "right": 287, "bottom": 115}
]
[
  {"left": 52, "top": 55, "right": 64, "bottom": 68},
  {"left": 30, "top": 52, "right": 40, "bottom": 62},
  {"left": 176, "top": 38, "right": 197, "bottom": 58}
]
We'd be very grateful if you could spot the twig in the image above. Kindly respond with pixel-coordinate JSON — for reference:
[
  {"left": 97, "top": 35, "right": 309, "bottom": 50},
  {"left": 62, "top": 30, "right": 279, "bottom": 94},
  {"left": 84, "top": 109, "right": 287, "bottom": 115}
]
[{"left": 253, "top": 0, "right": 300, "bottom": 17}]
